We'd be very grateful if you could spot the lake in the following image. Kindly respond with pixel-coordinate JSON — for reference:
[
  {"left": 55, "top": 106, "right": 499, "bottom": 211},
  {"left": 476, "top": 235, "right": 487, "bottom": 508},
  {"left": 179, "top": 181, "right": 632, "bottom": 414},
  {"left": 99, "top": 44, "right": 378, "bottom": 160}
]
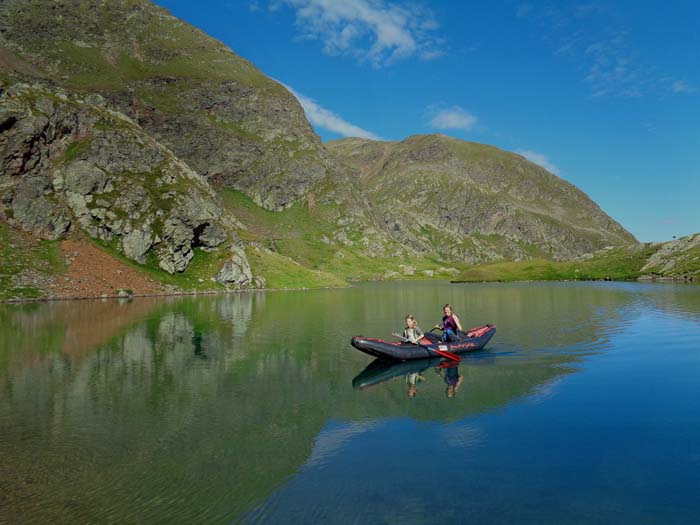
[{"left": 1, "top": 281, "right": 699, "bottom": 523}]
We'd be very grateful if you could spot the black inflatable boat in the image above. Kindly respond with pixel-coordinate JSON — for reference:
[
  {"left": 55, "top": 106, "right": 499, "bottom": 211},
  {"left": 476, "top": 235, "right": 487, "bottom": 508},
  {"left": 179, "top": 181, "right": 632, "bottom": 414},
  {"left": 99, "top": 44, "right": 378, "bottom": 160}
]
[
  {"left": 352, "top": 357, "right": 443, "bottom": 390},
  {"left": 351, "top": 324, "right": 496, "bottom": 361}
]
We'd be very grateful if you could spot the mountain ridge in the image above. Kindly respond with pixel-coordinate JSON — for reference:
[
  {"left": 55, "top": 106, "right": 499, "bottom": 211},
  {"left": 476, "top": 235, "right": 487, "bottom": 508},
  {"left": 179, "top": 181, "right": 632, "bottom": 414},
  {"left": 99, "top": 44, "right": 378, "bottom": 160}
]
[{"left": 0, "top": 0, "right": 694, "bottom": 301}]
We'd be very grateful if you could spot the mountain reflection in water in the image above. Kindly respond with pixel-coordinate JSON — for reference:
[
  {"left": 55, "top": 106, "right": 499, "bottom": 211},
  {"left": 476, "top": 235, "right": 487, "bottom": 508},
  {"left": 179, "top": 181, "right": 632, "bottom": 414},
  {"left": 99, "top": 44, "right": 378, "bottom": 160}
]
[{"left": 1, "top": 281, "right": 699, "bottom": 523}]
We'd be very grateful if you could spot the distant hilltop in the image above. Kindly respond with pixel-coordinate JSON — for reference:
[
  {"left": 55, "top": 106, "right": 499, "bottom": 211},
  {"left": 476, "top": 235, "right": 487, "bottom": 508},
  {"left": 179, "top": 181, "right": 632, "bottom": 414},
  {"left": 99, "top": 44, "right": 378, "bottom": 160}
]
[{"left": 0, "top": 0, "right": 694, "bottom": 301}]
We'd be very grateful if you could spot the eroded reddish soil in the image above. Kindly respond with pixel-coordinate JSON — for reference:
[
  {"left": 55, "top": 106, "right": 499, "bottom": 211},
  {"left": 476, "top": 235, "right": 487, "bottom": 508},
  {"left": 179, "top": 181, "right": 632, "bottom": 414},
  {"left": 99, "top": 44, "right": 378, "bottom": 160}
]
[{"left": 48, "top": 239, "right": 164, "bottom": 299}]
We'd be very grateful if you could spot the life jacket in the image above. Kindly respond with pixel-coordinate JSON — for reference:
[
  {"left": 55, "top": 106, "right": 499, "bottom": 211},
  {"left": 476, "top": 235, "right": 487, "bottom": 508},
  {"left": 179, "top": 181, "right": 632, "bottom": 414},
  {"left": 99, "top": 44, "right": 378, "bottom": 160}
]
[{"left": 443, "top": 314, "right": 458, "bottom": 332}]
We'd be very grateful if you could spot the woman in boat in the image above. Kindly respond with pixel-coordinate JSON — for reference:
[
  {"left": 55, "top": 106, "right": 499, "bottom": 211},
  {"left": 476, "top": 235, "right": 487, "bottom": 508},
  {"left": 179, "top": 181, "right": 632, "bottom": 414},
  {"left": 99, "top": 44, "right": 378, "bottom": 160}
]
[{"left": 435, "top": 303, "right": 463, "bottom": 342}]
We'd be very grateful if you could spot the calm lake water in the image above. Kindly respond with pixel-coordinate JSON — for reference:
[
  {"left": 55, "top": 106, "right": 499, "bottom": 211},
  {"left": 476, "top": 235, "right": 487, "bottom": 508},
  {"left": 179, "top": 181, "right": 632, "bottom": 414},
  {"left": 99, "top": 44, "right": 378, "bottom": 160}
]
[{"left": 1, "top": 281, "right": 699, "bottom": 523}]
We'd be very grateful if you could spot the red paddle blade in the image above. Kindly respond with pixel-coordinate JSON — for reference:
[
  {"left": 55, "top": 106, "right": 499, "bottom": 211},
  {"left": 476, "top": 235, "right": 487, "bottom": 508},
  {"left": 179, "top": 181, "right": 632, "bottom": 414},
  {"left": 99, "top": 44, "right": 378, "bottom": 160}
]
[{"left": 434, "top": 347, "right": 460, "bottom": 362}]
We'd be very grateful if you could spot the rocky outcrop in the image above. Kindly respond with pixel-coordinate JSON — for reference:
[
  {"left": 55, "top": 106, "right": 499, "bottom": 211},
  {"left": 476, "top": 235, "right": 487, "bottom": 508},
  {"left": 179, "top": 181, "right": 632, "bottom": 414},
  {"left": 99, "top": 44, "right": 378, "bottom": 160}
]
[
  {"left": 214, "top": 245, "right": 253, "bottom": 288},
  {"left": 639, "top": 234, "right": 700, "bottom": 280},
  {"left": 0, "top": 81, "right": 249, "bottom": 282}
]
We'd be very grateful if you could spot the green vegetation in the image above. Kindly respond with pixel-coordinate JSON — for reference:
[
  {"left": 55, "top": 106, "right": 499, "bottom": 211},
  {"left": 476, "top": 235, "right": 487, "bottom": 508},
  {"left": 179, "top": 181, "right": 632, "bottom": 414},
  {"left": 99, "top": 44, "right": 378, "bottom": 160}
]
[
  {"left": 455, "top": 244, "right": 661, "bottom": 283},
  {"left": 246, "top": 247, "right": 346, "bottom": 289},
  {"left": 222, "top": 189, "right": 471, "bottom": 287},
  {"left": 0, "top": 221, "right": 64, "bottom": 300},
  {"left": 60, "top": 137, "right": 92, "bottom": 164}
]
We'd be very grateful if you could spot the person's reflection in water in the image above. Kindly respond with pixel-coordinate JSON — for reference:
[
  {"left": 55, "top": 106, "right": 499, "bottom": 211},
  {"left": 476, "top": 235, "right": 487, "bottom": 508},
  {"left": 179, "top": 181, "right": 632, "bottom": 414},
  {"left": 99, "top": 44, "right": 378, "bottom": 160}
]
[
  {"left": 436, "top": 363, "right": 463, "bottom": 398},
  {"left": 192, "top": 330, "right": 207, "bottom": 359},
  {"left": 405, "top": 371, "right": 425, "bottom": 398}
]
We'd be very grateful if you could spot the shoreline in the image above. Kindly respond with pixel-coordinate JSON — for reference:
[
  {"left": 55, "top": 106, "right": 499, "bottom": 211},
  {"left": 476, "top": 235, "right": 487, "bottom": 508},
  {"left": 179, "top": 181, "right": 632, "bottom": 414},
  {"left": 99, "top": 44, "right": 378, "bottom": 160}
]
[
  {"left": 0, "top": 283, "right": 351, "bottom": 305},
  {"left": 2, "top": 275, "right": 697, "bottom": 306}
]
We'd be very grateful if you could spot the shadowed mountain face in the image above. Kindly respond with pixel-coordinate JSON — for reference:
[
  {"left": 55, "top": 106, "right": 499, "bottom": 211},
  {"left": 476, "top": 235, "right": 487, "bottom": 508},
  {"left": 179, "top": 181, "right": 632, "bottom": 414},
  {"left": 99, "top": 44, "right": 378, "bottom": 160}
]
[{"left": 327, "top": 135, "right": 636, "bottom": 262}]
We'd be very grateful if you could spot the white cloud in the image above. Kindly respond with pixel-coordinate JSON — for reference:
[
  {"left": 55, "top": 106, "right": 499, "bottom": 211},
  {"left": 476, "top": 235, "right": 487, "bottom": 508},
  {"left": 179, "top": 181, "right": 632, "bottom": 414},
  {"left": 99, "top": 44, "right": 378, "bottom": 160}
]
[
  {"left": 277, "top": 0, "right": 444, "bottom": 67},
  {"left": 428, "top": 105, "right": 478, "bottom": 131},
  {"left": 518, "top": 7, "right": 659, "bottom": 98},
  {"left": 671, "top": 80, "right": 696, "bottom": 94},
  {"left": 281, "top": 82, "right": 381, "bottom": 140},
  {"left": 583, "top": 33, "right": 647, "bottom": 98},
  {"left": 515, "top": 149, "right": 561, "bottom": 175}
]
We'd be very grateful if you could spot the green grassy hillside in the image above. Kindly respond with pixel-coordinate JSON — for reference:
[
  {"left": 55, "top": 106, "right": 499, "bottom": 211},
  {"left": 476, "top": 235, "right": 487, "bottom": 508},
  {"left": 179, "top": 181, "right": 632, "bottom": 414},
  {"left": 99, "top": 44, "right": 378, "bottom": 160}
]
[{"left": 455, "top": 237, "right": 700, "bottom": 283}]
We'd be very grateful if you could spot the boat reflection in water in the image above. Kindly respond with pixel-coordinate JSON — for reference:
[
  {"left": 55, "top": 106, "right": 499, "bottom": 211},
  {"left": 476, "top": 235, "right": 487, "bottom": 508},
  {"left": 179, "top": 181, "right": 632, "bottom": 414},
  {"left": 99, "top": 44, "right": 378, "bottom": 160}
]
[{"left": 352, "top": 356, "right": 493, "bottom": 398}]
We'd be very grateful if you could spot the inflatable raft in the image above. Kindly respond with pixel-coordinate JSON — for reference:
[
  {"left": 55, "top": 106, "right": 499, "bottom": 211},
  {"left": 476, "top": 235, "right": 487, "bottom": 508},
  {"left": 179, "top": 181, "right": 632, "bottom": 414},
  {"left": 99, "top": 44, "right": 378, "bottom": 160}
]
[{"left": 351, "top": 324, "right": 496, "bottom": 361}]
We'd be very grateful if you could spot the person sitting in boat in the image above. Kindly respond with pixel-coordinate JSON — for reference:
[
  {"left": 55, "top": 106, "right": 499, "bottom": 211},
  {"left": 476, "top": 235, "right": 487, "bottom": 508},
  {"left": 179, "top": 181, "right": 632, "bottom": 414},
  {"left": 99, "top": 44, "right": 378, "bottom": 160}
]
[
  {"left": 392, "top": 314, "right": 424, "bottom": 344},
  {"left": 435, "top": 303, "right": 463, "bottom": 342}
]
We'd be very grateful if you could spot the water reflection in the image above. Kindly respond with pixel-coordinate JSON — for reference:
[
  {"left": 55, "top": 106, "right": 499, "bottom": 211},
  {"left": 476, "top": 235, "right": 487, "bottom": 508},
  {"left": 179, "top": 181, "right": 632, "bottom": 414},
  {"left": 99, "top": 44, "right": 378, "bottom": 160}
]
[{"left": 0, "top": 281, "right": 698, "bottom": 523}]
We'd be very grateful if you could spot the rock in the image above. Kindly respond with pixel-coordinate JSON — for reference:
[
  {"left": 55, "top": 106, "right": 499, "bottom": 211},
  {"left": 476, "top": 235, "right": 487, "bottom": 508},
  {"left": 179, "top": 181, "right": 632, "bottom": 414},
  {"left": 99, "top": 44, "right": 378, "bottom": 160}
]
[
  {"left": 10, "top": 177, "right": 71, "bottom": 239},
  {"left": 383, "top": 270, "right": 400, "bottom": 279},
  {"left": 334, "top": 230, "right": 352, "bottom": 245},
  {"left": 115, "top": 184, "right": 151, "bottom": 217},
  {"left": 84, "top": 93, "right": 106, "bottom": 108},
  {"left": 254, "top": 276, "right": 266, "bottom": 288},
  {"left": 399, "top": 264, "right": 415, "bottom": 276},
  {"left": 159, "top": 246, "right": 194, "bottom": 274},
  {"left": 117, "top": 289, "right": 132, "bottom": 298},
  {"left": 52, "top": 173, "right": 65, "bottom": 192},
  {"left": 62, "top": 161, "right": 111, "bottom": 195},
  {"left": 214, "top": 246, "right": 252, "bottom": 288},
  {"left": 163, "top": 217, "right": 194, "bottom": 248},
  {"left": 90, "top": 207, "right": 107, "bottom": 221},
  {"left": 422, "top": 269, "right": 434, "bottom": 277},
  {"left": 196, "top": 222, "right": 226, "bottom": 249},
  {"left": 122, "top": 228, "right": 153, "bottom": 263}
]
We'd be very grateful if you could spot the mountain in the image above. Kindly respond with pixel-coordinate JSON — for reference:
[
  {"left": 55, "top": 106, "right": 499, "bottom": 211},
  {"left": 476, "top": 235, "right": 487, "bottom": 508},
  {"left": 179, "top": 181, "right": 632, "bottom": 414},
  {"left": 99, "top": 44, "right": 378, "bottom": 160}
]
[
  {"left": 327, "top": 135, "right": 636, "bottom": 263},
  {"left": 0, "top": 81, "right": 252, "bottom": 286},
  {"left": 1, "top": 0, "right": 687, "bottom": 302},
  {"left": 0, "top": 0, "right": 333, "bottom": 210}
]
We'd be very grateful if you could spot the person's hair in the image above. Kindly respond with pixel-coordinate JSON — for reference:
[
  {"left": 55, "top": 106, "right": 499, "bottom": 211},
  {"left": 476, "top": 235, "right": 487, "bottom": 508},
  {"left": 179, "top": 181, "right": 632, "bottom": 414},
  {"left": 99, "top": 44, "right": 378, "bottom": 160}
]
[
  {"left": 443, "top": 303, "right": 453, "bottom": 311},
  {"left": 405, "top": 314, "right": 416, "bottom": 326}
]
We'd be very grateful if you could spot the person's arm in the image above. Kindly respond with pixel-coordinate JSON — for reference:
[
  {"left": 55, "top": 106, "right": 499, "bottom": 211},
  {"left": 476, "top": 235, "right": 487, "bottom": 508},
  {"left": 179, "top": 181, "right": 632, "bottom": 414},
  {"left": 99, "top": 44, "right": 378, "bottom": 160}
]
[
  {"left": 415, "top": 326, "right": 424, "bottom": 338},
  {"left": 453, "top": 314, "right": 463, "bottom": 331}
]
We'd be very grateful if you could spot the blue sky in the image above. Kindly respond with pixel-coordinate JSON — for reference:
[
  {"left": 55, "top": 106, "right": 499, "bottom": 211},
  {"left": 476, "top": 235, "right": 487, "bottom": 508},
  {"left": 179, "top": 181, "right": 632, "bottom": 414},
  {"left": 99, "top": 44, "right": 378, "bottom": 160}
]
[{"left": 155, "top": 0, "right": 699, "bottom": 242}]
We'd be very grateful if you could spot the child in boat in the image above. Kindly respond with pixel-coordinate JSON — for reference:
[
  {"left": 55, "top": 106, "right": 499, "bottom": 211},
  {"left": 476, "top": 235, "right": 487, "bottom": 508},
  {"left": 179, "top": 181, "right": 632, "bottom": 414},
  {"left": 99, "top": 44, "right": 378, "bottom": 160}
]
[
  {"left": 435, "top": 303, "right": 463, "bottom": 342},
  {"left": 392, "top": 314, "right": 424, "bottom": 344}
]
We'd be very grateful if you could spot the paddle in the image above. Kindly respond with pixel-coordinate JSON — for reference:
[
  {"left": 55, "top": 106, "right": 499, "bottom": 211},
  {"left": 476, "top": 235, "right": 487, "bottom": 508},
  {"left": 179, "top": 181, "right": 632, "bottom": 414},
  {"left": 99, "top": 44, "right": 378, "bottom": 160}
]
[{"left": 391, "top": 332, "right": 460, "bottom": 362}]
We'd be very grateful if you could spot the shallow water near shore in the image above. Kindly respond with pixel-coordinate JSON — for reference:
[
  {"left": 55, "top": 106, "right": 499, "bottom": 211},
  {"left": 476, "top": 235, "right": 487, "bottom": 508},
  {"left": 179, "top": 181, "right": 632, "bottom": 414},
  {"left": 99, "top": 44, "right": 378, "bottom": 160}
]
[{"left": 1, "top": 281, "right": 699, "bottom": 523}]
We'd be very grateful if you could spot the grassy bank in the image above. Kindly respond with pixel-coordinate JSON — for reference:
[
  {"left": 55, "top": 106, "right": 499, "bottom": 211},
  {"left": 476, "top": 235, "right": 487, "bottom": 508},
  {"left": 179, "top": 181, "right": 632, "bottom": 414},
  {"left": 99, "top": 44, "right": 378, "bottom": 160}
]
[
  {"left": 454, "top": 244, "right": 661, "bottom": 283},
  {"left": 222, "top": 189, "right": 469, "bottom": 287},
  {"left": 0, "top": 221, "right": 64, "bottom": 300}
]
